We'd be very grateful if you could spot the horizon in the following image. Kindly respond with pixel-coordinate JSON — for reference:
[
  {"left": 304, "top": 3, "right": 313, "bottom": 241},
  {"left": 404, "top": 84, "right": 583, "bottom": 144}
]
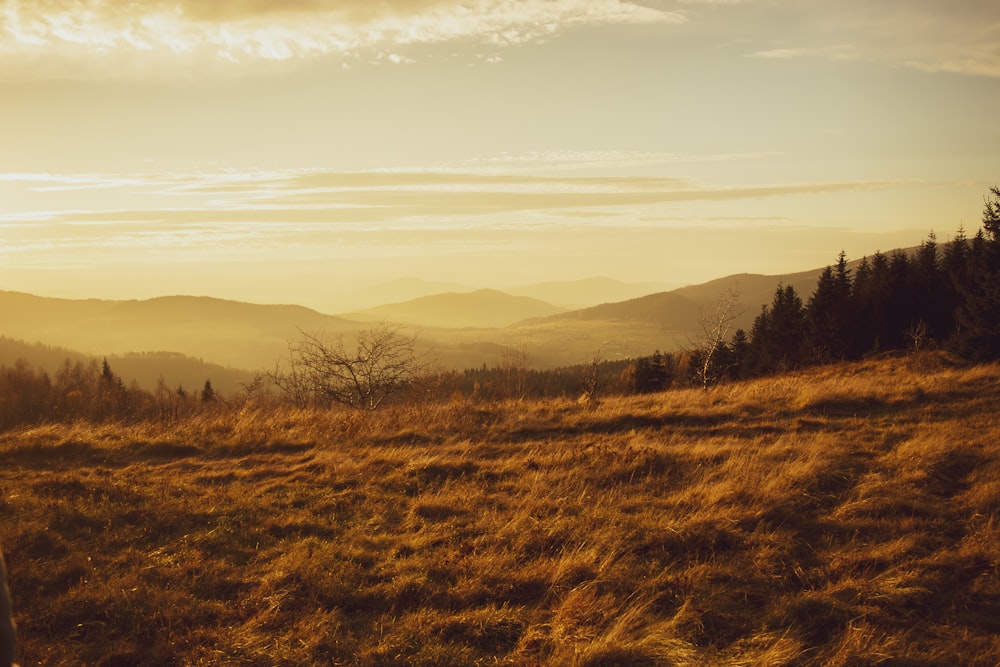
[{"left": 1, "top": 1, "right": 998, "bottom": 313}]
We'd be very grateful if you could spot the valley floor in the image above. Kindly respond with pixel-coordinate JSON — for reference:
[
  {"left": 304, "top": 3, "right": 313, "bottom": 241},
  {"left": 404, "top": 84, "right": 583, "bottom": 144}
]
[{"left": 1, "top": 353, "right": 998, "bottom": 665}]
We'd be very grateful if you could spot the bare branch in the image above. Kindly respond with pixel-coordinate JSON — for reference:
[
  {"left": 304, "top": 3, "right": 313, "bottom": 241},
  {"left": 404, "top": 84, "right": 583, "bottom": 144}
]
[
  {"left": 271, "top": 323, "right": 429, "bottom": 410},
  {"left": 690, "top": 288, "right": 744, "bottom": 389}
]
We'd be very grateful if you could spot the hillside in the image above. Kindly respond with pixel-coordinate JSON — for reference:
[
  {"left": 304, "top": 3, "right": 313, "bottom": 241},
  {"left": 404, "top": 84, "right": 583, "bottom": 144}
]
[
  {"left": 341, "top": 278, "right": 474, "bottom": 311},
  {"left": 505, "top": 277, "right": 673, "bottom": 309},
  {"left": 0, "top": 337, "right": 257, "bottom": 395},
  {"left": 1, "top": 354, "right": 997, "bottom": 665},
  {"left": 0, "top": 291, "right": 357, "bottom": 371},
  {"left": 346, "top": 289, "right": 565, "bottom": 329},
  {"left": 0, "top": 250, "right": 928, "bottom": 374},
  {"left": 552, "top": 291, "right": 703, "bottom": 328},
  {"left": 671, "top": 269, "right": 826, "bottom": 330}
]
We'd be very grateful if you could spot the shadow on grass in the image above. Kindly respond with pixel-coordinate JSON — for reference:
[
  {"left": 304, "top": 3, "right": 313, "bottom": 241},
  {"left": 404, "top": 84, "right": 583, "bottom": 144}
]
[{"left": 504, "top": 412, "right": 788, "bottom": 444}]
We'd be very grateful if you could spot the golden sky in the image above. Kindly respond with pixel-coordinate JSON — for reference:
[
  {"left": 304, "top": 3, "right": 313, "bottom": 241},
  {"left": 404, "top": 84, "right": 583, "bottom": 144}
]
[{"left": 1, "top": 0, "right": 998, "bottom": 311}]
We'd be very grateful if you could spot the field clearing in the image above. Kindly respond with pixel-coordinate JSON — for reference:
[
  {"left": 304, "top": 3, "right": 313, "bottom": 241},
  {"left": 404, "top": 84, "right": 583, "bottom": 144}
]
[{"left": 1, "top": 353, "right": 999, "bottom": 665}]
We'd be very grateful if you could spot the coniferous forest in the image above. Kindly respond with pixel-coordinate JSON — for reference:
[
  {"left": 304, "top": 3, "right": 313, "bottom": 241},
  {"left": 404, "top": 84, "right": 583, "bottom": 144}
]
[{"left": 627, "top": 186, "right": 1000, "bottom": 393}]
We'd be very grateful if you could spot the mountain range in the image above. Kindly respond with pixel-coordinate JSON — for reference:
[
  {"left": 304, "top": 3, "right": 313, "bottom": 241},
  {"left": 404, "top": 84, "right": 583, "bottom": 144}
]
[
  {"left": 0, "top": 262, "right": 846, "bottom": 391},
  {"left": 346, "top": 289, "right": 565, "bottom": 329}
]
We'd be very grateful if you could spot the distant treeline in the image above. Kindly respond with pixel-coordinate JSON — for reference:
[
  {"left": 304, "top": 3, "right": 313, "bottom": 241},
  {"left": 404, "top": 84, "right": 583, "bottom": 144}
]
[
  {"left": 0, "top": 358, "right": 221, "bottom": 431},
  {"left": 625, "top": 187, "right": 1000, "bottom": 392},
  {"left": 427, "top": 358, "right": 634, "bottom": 402}
]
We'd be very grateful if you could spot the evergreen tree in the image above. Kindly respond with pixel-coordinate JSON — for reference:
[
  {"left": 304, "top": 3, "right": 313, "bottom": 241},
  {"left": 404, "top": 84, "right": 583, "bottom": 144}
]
[
  {"left": 983, "top": 186, "right": 1000, "bottom": 239},
  {"left": 952, "top": 190, "right": 1000, "bottom": 359},
  {"left": 850, "top": 256, "right": 873, "bottom": 356},
  {"left": 730, "top": 328, "right": 750, "bottom": 379},
  {"left": 807, "top": 251, "right": 853, "bottom": 362},
  {"left": 101, "top": 358, "right": 115, "bottom": 384},
  {"left": 942, "top": 226, "right": 970, "bottom": 341},
  {"left": 912, "top": 232, "right": 951, "bottom": 341},
  {"left": 884, "top": 250, "right": 914, "bottom": 350},
  {"left": 745, "top": 306, "right": 770, "bottom": 376},
  {"left": 201, "top": 380, "right": 216, "bottom": 402},
  {"left": 750, "top": 285, "right": 807, "bottom": 374}
]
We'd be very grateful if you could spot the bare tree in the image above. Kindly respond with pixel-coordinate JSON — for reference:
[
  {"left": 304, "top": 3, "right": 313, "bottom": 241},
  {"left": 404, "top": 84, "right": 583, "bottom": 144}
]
[
  {"left": 271, "top": 323, "right": 427, "bottom": 410},
  {"left": 579, "top": 351, "right": 603, "bottom": 405},
  {"left": 907, "top": 319, "right": 929, "bottom": 351},
  {"left": 497, "top": 341, "right": 530, "bottom": 400},
  {"left": 691, "top": 288, "right": 744, "bottom": 390}
]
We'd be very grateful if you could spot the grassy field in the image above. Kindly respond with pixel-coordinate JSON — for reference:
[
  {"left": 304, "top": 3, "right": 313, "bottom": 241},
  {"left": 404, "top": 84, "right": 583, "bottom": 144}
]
[{"left": 1, "top": 352, "right": 998, "bottom": 666}]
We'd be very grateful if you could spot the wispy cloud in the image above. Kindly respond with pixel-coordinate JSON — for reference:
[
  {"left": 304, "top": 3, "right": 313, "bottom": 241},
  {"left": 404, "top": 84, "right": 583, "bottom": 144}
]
[
  {"left": 748, "top": 48, "right": 807, "bottom": 60},
  {"left": 0, "top": 0, "right": 681, "bottom": 75},
  {"left": 0, "top": 168, "right": 908, "bottom": 232},
  {"left": 453, "top": 150, "right": 778, "bottom": 173},
  {"left": 736, "top": 1, "right": 1000, "bottom": 77}
]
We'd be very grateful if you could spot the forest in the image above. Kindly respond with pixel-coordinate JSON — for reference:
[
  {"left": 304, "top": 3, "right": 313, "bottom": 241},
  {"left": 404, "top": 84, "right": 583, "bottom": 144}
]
[{"left": 625, "top": 186, "right": 1000, "bottom": 392}]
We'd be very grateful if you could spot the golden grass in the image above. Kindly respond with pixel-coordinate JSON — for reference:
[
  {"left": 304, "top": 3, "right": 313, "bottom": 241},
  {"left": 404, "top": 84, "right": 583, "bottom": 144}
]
[{"left": 1, "top": 352, "right": 999, "bottom": 665}]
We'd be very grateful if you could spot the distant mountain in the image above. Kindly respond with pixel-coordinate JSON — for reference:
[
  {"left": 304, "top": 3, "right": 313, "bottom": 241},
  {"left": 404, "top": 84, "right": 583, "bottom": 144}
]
[
  {"left": 505, "top": 277, "right": 674, "bottom": 309},
  {"left": 346, "top": 289, "right": 565, "bottom": 329},
  {"left": 0, "top": 251, "right": 910, "bottom": 374},
  {"left": 527, "top": 268, "right": 836, "bottom": 339},
  {"left": 341, "top": 277, "right": 474, "bottom": 311},
  {"left": 551, "top": 292, "right": 703, "bottom": 328},
  {"left": 671, "top": 269, "right": 827, "bottom": 331},
  {"left": 0, "top": 291, "right": 360, "bottom": 371},
  {"left": 502, "top": 263, "right": 862, "bottom": 365}
]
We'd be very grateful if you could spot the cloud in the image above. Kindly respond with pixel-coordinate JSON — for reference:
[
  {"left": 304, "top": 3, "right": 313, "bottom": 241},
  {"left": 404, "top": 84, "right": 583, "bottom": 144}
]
[
  {"left": 0, "top": 168, "right": 907, "bottom": 231},
  {"left": 736, "top": 1, "right": 1000, "bottom": 77},
  {"left": 0, "top": 0, "right": 681, "bottom": 76},
  {"left": 748, "top": 48, "right": 807, "bottom": 59},
  {"left": 844, "top": 1, "right": 1000, "bottom": 77}
]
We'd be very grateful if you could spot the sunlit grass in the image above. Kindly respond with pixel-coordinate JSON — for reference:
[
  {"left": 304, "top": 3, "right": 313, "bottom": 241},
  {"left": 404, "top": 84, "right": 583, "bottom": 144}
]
[{"left": 1, "top": 352, "right": 998, "bottom": 665}]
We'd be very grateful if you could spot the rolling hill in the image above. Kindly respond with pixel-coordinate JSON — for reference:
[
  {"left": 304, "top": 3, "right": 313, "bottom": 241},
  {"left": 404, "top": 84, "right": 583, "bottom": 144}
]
[
  {"left": 345, "top": 289, "right": 565, "bottom": 329},
  {"left": 0, "top": 252, "right": 898, "bottom": 375},
  {"left": 340, "top": 277, "right": 474, "bottom": 311},
  {"left": 0, "top": 336, "right": 258, "bottom": 396},
  {"left": 0, "top": 292, "right": 356, "bottom": 372},
  {"left": 504, "top": 277, "right": 674, "bottom": 309}
]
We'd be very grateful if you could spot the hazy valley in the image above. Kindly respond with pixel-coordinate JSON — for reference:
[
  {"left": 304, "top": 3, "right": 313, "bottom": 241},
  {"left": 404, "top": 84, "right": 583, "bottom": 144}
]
[{"left": 0, "top": 269, "right": 823, "bottom": 394}]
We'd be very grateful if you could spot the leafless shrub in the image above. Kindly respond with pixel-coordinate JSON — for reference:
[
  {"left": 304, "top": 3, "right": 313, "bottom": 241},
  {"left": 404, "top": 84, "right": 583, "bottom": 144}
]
[{"left": 270, "top": 323, "right": 429, "bottom": 410}]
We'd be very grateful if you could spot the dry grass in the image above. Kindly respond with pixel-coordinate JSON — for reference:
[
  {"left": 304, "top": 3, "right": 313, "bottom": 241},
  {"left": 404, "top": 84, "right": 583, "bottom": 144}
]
[{"left": 1, "top": 352, "right": 998, "bottom": 665}]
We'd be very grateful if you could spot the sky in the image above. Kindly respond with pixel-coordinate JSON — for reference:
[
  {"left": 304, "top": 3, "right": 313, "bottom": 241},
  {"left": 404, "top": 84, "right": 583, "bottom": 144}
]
[{"left": 1, "top": 0, "right": 998, "bottom": 312}]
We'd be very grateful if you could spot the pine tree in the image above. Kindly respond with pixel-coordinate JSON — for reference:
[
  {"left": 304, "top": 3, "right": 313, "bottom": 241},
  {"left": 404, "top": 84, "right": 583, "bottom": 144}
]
[
  {"left": 850, "top": 256, "right": 873, "bottom": 356},
  {"left": 884, "top": 250, "right": 914, "bottom": 349},
  {"left": 943, "top": 227, "right": 970, "bottom": 328},
  {"left": 912, "top": 231, "right": 951, "bottom": 341},
  {"left": 730, "top": 328, "right": 750, "bottom": 379},
  {"left": 807, "top": 251, "right": 853, "bottom": 362},
  {"left": 750, "top": 285, "right": 807, "bottom": 374},
  {"left": 952, "top": 190, "right": 1000, "bottom": 359},
  {"left": 201, "top": 380, "right": 216, "bottom": 402}
]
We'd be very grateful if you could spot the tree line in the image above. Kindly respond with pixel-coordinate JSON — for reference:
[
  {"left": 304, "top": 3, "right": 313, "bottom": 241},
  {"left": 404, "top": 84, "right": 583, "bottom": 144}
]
[
  {"left": 0, "top": 358, "right": 220, "bottom": 431},
  {"left": 625, "top": 186, "right": 1000, "bottom": 392}
]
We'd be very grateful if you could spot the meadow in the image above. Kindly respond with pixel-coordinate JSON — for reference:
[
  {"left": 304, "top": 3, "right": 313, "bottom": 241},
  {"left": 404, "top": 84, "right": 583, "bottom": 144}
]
[{"left": 1, "top": 352, "right": 998, "bottom": 665}]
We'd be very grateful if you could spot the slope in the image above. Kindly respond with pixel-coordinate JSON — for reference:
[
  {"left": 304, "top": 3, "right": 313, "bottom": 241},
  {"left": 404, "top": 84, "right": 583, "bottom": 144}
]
[
  {"left": 346, "top": 289, "right": 565, "bottom": 329},
  {"left": 2, "top": 354, "right": 997, "bottom": 665},
  {"left": 0, "top": 291, "right": 358, "bottom": 371},
  {"left": 0, "top": 336, "right": 258, "bottom": 396}
]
